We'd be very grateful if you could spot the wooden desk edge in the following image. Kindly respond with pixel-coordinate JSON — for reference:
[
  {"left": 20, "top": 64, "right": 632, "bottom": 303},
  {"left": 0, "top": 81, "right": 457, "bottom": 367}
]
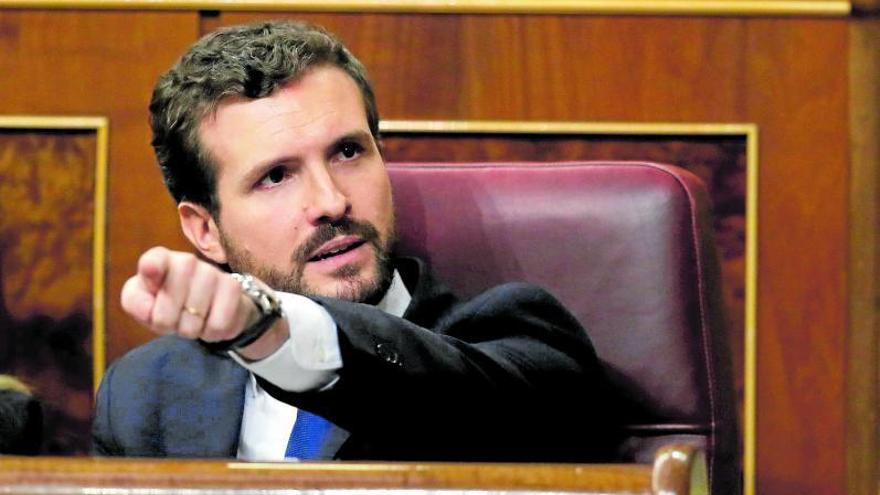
[{"left": 0, "top": 445, "right": 704, "bottom": 495}]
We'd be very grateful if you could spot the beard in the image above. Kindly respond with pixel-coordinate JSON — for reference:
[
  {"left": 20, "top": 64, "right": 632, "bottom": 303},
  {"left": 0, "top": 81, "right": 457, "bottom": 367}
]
[{"left": 219, "top": 216, "right": 396, "bottom": 304}]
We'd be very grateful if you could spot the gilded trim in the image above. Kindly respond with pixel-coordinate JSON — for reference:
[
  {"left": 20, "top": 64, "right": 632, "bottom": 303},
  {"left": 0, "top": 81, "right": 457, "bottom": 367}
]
[
  {"left": 0, "top": 115, "right": 109, "bottom": 394},
  {"left": 381, "top": 119, "right": 756, "bottom": 136},
  {"left": 743, "top": 124, "right": 758, "bottom": 495},
  {"left": 229, "top": 462, "right": 424, "bottom": 471},
  {"left": 93, "top": 120, "right": 109, "bottom": 393},
  {"left": 379, "top": 119, "right": 758, "bottom": 495},
  {"left": 0, "top": 0, "right": 851, "bottom": 16}
]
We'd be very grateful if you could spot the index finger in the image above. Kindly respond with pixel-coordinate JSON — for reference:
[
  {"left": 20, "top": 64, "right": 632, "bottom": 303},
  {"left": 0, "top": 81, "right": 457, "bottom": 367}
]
[{"left": 137, "top": 246, "right": 171, "bottom": 295}]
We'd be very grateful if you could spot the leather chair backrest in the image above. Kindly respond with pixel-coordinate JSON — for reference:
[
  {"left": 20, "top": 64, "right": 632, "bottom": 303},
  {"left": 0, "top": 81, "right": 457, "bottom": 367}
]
[{"left": 388, "top": 161, "right": 740, "bottom": 495}]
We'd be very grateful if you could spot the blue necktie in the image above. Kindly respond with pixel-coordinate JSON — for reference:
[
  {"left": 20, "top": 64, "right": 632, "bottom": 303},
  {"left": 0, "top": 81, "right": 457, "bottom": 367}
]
[{"left": 285, "top": 409, "right": 332, "bottom": 460}]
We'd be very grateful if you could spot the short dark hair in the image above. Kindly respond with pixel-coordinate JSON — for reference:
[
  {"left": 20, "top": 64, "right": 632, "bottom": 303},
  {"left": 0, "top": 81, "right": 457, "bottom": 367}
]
[
  {"left": 149, "top": 20, "right": 380, "bottom": 215},
  {"left": 0, "top": 376, "right": 42, "bottom": 455}
]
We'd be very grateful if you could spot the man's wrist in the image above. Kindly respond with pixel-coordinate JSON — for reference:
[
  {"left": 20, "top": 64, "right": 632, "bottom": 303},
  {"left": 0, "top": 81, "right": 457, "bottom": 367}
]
[
  {"left": 227, "top": 291, "right": 342, "bottom": 392},
  {"left": 202, "top": 273, "right": 284, "bottom": 353},
  {"left": 233, "top": 318, "right": 290, "bottom": 361}
]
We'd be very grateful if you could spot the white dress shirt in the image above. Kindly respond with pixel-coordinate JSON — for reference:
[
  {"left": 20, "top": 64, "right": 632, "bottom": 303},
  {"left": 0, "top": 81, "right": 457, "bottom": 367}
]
[{"left": 234, "top": 270, "right": 411, "bottom": 461}]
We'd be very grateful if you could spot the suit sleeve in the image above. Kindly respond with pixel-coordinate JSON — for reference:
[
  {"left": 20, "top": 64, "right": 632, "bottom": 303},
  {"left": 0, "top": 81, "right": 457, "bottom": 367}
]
[
  {"left": 92, "top": 364, "right": 122, "bottom": 456},
  {"left": 259, "top": 283, "right": 616, "bottom": 461}
]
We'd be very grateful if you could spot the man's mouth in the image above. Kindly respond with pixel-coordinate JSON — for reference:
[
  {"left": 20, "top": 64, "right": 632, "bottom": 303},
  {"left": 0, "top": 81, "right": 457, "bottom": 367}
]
[{"left": 308, "top": 236, "right": 367, "bottom": 262}]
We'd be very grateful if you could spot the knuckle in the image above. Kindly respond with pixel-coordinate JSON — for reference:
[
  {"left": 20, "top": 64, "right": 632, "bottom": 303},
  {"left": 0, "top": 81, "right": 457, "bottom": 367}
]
[
  {"left": 219, "top": 302, "right": 239, "bottom": 327},
  {"left": 174, "top": 253, "right": 198, "bottom": 277},
  {"left": 178, "top": 326, "right": 200, "bottom": 340},
  {"left": 151, "top": 312, "right": 175, "bottom": 330},
  {"left": 220, "top": 274, "right": 239, "bottom": 294},
  {"left": 177, "top": 316, "right": 200, "bottom": 335},
  {"left": 196, "top": 263, "right": 218, "bottom": 288},
  {"left": 203, "top": 321, "right": 228, "bottom": 341},
  {"left": 143, "top": 246, "right": 167, "bottom": 263}
]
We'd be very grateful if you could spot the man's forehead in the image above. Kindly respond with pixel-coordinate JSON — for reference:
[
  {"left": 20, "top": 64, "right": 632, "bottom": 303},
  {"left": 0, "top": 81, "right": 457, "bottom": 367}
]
[
  {"left": 196, "top": 66, "right": 374, "bottom": 181},
  {"left": 199, "top": 66, "right": 368, "bottom": 136}
]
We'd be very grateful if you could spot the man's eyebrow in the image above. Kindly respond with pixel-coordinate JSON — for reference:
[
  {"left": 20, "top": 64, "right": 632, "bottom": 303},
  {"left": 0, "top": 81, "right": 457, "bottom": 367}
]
[{"left": 327, "top": 130, "right": 374, "bottom": 152}]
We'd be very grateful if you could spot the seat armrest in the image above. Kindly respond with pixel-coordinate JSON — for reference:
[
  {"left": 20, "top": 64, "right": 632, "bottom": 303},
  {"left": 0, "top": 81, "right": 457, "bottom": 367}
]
[{"left": 652, "top": 443, "right": 708, "bottom": 495}]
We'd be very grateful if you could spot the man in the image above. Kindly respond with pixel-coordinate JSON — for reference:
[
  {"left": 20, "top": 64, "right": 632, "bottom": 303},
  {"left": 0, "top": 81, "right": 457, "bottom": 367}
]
[{"left": 93, "top": 20, "right": 615, "bottom": 462}]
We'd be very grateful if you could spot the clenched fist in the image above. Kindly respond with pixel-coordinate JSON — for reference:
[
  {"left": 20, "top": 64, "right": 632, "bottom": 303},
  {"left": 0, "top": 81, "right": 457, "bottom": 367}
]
[{"left": 120, "top": 246, "right": 288, "bottom": 360}]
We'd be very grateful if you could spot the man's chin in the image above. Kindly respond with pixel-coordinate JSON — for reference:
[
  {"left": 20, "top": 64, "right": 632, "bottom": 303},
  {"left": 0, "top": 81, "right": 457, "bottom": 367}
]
[{"left": 302, "top": 263, "right": 390, "bottom": 304}]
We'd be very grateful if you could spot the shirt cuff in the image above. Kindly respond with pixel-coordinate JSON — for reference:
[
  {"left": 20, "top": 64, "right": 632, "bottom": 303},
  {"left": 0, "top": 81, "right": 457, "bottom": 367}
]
[{"left": 230, "top": 292, "right": 342, "bottom": 392}]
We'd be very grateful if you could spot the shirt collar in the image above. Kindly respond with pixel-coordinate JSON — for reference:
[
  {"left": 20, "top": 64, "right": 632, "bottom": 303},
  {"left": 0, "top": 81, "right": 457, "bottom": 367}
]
[{"left": 375, "top": 269, "right": 411, "bottom": 318}]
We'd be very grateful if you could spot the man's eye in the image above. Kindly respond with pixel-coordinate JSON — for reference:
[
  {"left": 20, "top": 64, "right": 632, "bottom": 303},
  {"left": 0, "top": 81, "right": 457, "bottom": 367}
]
[
  {"left": 338, "top": 142, "right": 363, "bottom": 160},
  {"left": 258, "top": 167, "right": 287, "bottom": 187}
]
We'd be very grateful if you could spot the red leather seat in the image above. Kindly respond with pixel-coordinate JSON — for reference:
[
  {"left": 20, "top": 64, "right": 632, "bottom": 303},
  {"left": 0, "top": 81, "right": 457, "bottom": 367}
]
[{"left": 388, "top": 161, "right": 740, "bottom": 495}]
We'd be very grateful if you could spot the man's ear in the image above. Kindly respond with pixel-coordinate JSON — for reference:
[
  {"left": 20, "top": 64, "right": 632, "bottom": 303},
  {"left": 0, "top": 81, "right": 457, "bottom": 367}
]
[{"left": 178, "top": 201, "right": 228, "bottom": 265}]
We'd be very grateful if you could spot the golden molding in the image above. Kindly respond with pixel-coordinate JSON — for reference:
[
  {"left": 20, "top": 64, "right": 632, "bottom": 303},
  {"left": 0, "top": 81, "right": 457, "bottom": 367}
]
[
  {"left": 381, "top": 119, "right": 756, "bottom": 136},
  {"left": 379, "top": 118, "right": 758, "bottom": 495},
  {"left": 0, "top": 0, "right": 851, "bottom": 16},
  {"left": 0, "top": 115, "right": 109, "bottom": 393}
]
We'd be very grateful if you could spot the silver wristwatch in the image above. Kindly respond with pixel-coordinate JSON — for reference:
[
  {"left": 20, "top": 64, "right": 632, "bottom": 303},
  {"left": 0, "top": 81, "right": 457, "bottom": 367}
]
[{"left": 204, "top": 273, "right": 283, "bottom": 352}]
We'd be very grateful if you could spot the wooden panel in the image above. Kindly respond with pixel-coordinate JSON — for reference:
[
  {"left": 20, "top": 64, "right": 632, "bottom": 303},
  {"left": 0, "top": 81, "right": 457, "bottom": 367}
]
[
  {"left": 0, "top": 7, "right": 861, "bottom": 495},
  {"left": 852, "top": 0, "right": 880, "bottom": 11},
  {"left": 0, "top": 452, "right": 695, "bottom": 495},
  {"left": 0, "top": 10, "right": 200, "bottom": 365},
  {"left": 744, "top": 19, "right": 849, "bottom": 495},
  {"left": 214, "top": 13, "right": 850, "bottom": 493},
  {"left": 0, "top": 129, "right": 96, "bottom": 454},
  {"left": 215, "top": 14, "right": 746, "bottom": 123},
  {"left": 0, "top": 444, "right": 704, "bottom": 494},
  {"left": 847, "top": 17, "right": 880, "bottom": 495},
  {"left": 0, "top": 0, "right": 856, "bottom": 16}
]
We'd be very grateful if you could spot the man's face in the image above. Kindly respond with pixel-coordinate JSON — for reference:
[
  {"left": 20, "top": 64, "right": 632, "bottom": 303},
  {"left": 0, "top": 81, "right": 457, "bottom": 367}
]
[{"left": 197, "top": 66, "right": 395, "bottom": 302}]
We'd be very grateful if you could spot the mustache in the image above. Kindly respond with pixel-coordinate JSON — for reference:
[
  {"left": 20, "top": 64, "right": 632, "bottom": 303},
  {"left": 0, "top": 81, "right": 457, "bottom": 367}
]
[{"left": 294, "top": 217, "right": 382, "bottom": 263}]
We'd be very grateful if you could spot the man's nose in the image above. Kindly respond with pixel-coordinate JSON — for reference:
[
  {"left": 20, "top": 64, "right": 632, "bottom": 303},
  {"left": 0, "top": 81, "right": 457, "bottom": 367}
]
[{"left": 304, "top": 164, "right": 350, "bottom": 225}]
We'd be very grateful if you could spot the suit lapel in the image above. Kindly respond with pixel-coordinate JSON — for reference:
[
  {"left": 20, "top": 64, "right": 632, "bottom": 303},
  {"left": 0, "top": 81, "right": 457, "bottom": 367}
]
[{"left": 319, "top": 423, "right": 351, "bottom": 459}]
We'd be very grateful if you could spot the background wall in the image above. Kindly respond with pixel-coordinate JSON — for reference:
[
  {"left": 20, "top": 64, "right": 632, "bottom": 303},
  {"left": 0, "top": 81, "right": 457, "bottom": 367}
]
[{"left": 0, "top": 3, "right": 876, "bottom": 494}]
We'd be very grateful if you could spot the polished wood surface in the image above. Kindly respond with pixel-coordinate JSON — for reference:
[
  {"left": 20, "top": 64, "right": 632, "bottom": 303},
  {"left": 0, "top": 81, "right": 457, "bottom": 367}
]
[
  {"left": 216, "top": 12, "right": 850, "bottom": 494},
  {"left": 652, "top": 444, "right": 708, "bottom": 495},
  {"left": 853, "top": 0, "right": 880, "bottom": 11},
  {"left": 847, "top": 17, "right": 880, "bottom": 495},
  {"left": 0, "top": 459, "right": 652, "bottom": 494},
  {"left": 0, "top": 445, "right": 704, "bottom": 495},
  {"left": 0, "top": 0, "right": 855, "bottom": 16},
  {"left": 742, "top": 18, "right": 849, "bottom": 495},
  {"left": 0, "top": 9, "right": 200, "bottom": 364},
  {"left": 0, "top": 7, "right": 871, "bottom": 495}
]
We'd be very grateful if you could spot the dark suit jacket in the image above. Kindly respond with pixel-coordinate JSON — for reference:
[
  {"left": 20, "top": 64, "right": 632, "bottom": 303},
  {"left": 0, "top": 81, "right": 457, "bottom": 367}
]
[{"left": 93, "top": 258, "right": 617, "bottom": 461}]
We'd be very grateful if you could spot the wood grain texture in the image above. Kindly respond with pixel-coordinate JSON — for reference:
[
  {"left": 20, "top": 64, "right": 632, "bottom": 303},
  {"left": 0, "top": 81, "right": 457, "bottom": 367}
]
[
  {"left": 221, "top": 13, "right": 850, "bottom": 493},
  {"left": 0, "top": 8, "right": 862, "bottom": 495},
  {"left": 847, "top": 17, "right": 879, "bottom": 495},
  {"left": 0, "top": 10, "right": 201, "bottom": 364},
  {"left": 0, "top": 456, "right": 657, "bottom": 494},
  {"left": 220, "top": 13, "right": 747, "bottom": 123},
  {"left": 852, "top": 0, "right": 880, "bottom": 12},
  {"left": 743, "top": 18, "right": 849, "bottom": 495},
  {"left": 0, "top": 0, "right": 856, "bottom": 16}
]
